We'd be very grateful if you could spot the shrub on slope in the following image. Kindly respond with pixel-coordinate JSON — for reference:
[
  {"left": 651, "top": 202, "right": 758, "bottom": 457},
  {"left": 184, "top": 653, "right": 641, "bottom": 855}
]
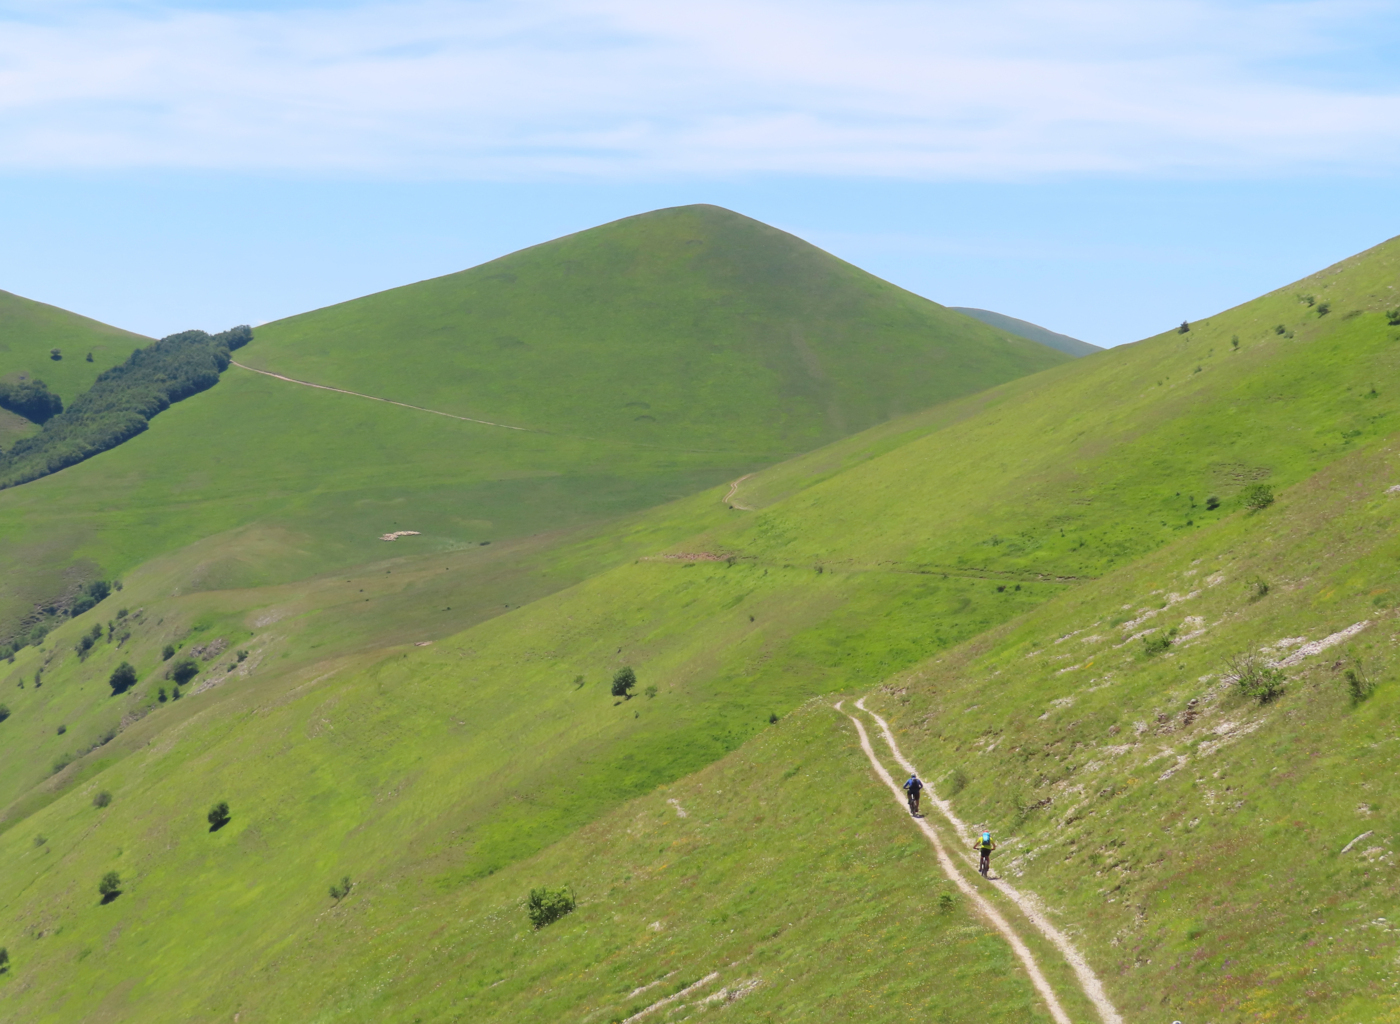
[{"left": 0, "top": 326, "right": 250, "bottom": 488}]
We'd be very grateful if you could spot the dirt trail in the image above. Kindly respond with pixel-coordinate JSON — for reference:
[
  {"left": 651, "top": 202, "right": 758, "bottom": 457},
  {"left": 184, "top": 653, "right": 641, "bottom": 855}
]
[
  {"left": 232, "top": 360, "right": 748, "bottom": 455},
  {"left": 230, "top": 361, "right": 537, "bottom": 432},
  {"left": 849, "top": 697, "right": 1124, "bottom": 1024},
  {"left": 724, "top": 473, "right": 755, "bottom": 510},
  {"left": 837, "top": 700, "right": 1074, "bottom": 1024}
]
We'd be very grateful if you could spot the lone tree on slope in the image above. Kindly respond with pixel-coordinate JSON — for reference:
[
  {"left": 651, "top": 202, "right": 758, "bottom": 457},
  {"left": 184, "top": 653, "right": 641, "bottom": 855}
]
[
  {"left": 108, "top": 662, "right": 137, "bottom": 695},
  {"left": 98, "top": 871, "right": 122, "bottom": 903},
  {"left": 611, "top": 667, "right": 637, "bottom": 700},
  {"left": 207, "top": 800, "right": 231, "bottom": 831}
]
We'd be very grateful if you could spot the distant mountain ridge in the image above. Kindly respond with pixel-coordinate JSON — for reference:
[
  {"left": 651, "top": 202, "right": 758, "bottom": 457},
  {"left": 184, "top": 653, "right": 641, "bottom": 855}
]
[{"left": 949, "top": 306, "right": 1099, "bottom": 357}]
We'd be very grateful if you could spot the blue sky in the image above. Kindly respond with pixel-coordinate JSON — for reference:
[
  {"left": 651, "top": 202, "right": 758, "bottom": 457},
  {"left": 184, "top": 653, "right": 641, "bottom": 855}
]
[{"left": 1, "top": 0, "right": 1399, "bottom": 346}]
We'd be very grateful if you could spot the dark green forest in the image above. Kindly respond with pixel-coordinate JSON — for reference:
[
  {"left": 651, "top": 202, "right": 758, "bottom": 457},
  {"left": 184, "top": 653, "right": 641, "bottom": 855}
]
[
  {"left": 0, "top": 326, "right": 251, "bottom": 488},
  {"left": 0, "top": 378, "right": 63, "bottom": 423}
]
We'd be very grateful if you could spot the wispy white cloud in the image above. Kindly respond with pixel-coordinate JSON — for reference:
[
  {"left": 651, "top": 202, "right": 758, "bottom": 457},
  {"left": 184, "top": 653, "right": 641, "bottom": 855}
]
[{"left": 0, "top": 0, "right": 1397, "bottom": 178}]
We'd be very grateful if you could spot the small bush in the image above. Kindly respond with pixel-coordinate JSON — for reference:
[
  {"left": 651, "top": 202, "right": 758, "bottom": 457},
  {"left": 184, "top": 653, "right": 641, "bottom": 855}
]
[
  {"left": 1274, "top": 324, "right": 1286, "bottom": 334},
  {"left": 611, "top": 667, "right": 636, "bottom": 699},
  {"left": 207, "top": 800, "right": 231, "bottom": 831},
  {"left": 57, "top": 724, "right": 66, "bottom": 735},
  {"left": 1141, "top": 629, "right": 1176, "bottom": 656},
  {"left": 946, "top": 768, "right": 969, "bottom": 796},
  {"left": 1387, "top": 309, "right": 1400, "bottom": 326},
  {"left": 1316, "top": 302, "right": 1330, "bottom": 317},
  {"left": 0, "top": 704, "right": 9, "bottom": 724},
  {"left": 937, "top": 891, "right": 958, "bottom": 913},
  {"left": 768, "top": 711, "right": 779, "bottom": 724},
  {"left": 1231, "top": 335, "right": 1239, "bottom": 350},
  {"left": 116, "top": 608, "right": 128, "bottom": 619},
  {"left": 98, "top": 870, "right": 122, "bottom": 901},
  {"left": 52, "top": 753, "right": 73, "bottom": 774},
  {"left": 171, "top": 685, "right": 182, "bottom": 701},
  {"left": 329, "top": 875, "right": 353, "bottom": 901},
  {"left": 1240, "top": 483, "right": 1274, "bottom": 511},
  {"left": 645, "top": 685, "right": 658, "bottom": 699},
  {"left": 1227, "top": 653, "right": 1286, "bottom": 704},
  {"left": 1344, "top": 654, "right": 1377, "bottom": 704},
  {"left": 1177, "top": 321, "right": 1190, "bottom": 334},
  {"left": 109, "top": 662, "right": 137, "bottom": 695},
  {"left": 0, "top": 946, "right": 8, "bottom": 972},
  {"left": 169, "top": 658, "right": 199, "bottom": 685},
  {"left": 236, "top": 649, "right": 248, "bottom": 662},
  {"left": 49, "top": 348, "right": 62, "bottom": 361},
  {"left": 1250, "top": 577, "right": 1270, "bottom": 600},
  {"left": 162, "top": 643, "right": 175, "bottom": 661},
  {"left": 33, "top": 834, "right": 46, "bottom": 847},
  {"left": 1205, "top": 495, "right": 1220, "bottom": 510},
  {"left": 85, "top": 352, "right": 94, "bottom": 362},
  {"left": 526, "top": 885, "right": 577, "bottom": 929},
  {"left": 93, "top": 790, "right": 112, "bottom": 808},
  {"left": 157, "top": 687, "right": 167, "bottom": 703}
]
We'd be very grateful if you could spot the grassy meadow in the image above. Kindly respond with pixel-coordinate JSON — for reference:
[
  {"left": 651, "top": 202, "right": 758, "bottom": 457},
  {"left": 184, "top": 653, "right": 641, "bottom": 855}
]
[{"left": 0, "top": 224, "right": 1397, "bottom": 1021}]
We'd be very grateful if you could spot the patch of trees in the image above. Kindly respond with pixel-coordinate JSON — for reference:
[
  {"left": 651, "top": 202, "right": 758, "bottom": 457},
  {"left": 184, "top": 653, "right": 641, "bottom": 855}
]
[
  {"left": 0, "top": 325, "right": 252, "bottom": 488},
  {"left": 0, "top": 377, "right": 62, "bottom": 423},
  {"left": 0, "top": 578, "right": 120, "bottom": 658}
]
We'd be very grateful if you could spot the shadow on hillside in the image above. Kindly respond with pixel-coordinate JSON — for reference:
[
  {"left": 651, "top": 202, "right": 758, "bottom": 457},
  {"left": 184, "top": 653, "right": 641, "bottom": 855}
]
[{"left": 100, "top": 891, "right": 121, "bottom": 905}]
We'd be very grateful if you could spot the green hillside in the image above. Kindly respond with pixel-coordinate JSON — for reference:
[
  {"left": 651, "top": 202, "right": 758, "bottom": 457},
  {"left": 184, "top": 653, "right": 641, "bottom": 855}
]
[
  {"left": 0, "top": 205, "right": 1066, "bottom": 648},
  {"left": 247, "top": 204, "right": 1069, "bottom": 451},
  {"left": 0, "top": 292, "right": 148, "bottom": 452},
  {"left": 0, "top": 229, "right": 1397, "bottom": 1022},
  {"left": 949, "top": 306, "right": 1100, "bottom": 357},
  {"left": 0, "top": 291, "right": 148, "bottom": 403}
]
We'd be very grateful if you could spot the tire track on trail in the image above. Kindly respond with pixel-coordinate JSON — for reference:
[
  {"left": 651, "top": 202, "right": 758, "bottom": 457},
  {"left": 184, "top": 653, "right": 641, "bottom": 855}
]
[{"left": 844, "top": 697, "right": 1124, "bottom": 1024}]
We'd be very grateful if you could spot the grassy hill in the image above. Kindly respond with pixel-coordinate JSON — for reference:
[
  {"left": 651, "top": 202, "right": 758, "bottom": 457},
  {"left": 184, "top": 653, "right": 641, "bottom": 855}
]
[
  {"left": 949, "top": 306, "right": 1100, "bottom": 357},
  {"left": 247, "top": 205, "right": 1069, "bottom": 452},
  {"left": 0, "top": 291, "right": 148, "bottom": 404},
  {"left": 0, "top": 292, "right": 148, "bottom": 452},
  {"left": 0, "top": 228, "right": 1397, "bottom": 1022},
  {"left": 0, "top": 204, "right": 1067, "bottom": 649}
]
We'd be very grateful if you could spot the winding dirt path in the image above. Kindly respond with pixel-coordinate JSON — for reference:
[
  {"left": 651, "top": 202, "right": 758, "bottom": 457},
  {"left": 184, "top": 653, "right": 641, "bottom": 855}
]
[
  {"left": 845, "top": 697, "right": 1124, "bottom": 1024},
  {"left": 231, "top": 360, "right": 537, "bottom": 432},
  {"left": 723, "top": 473, "right": 755, "bottom": 510}
]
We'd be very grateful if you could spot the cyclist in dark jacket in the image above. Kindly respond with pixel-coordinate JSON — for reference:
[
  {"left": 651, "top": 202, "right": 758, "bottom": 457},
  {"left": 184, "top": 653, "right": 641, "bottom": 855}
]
[{"left": 902, "top": 774, "right": 924, "bottom": 816}]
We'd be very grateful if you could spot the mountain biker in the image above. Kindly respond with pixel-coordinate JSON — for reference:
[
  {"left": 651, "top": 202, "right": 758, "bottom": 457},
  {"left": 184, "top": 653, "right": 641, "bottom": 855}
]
[
  {"left": 975, "top": 831, "right": 997, "bottom": 876},
  {"left": 902, "top": 774, "right": 924, "bottom": 816}
]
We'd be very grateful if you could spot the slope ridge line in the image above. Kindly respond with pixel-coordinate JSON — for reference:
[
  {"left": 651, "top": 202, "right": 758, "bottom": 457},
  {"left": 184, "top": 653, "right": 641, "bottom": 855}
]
[
  {"left": 854, "top": 697, "right": 1123, "bottom": 1024},
  {"left": 836, "top": 700, "right": 1073, "bottom": 1024}
]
